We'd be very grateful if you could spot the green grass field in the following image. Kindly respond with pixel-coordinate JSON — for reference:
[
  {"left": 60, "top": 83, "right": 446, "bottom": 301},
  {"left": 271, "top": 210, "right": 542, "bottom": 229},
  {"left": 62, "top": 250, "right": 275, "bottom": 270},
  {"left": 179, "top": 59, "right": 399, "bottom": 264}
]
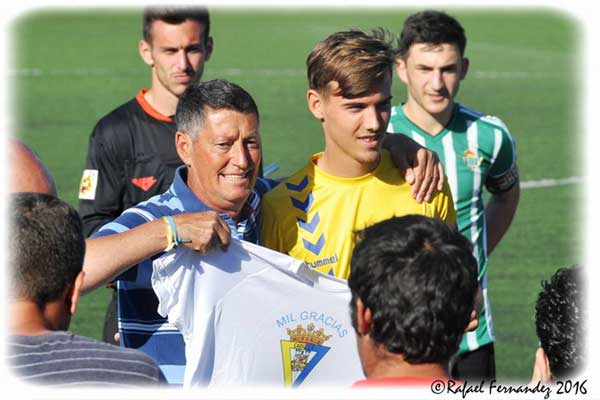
[{"left": 11, "top": 7, "right": 580, "bottom": 382}]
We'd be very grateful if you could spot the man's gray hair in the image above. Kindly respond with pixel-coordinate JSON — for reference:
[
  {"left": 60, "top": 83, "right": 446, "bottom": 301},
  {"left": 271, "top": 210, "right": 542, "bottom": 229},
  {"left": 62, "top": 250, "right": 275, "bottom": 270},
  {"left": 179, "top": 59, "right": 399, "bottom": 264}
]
[{"left": 175, "top": 79, "right": 259, "bottom": 140}]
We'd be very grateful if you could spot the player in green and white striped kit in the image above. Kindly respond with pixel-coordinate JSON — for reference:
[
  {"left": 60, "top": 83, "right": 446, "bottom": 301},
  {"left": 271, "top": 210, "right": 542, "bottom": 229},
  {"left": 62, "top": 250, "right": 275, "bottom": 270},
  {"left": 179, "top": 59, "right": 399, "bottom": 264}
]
[{"left": 388, "top": 10, "right": 520, "bottom": 380}]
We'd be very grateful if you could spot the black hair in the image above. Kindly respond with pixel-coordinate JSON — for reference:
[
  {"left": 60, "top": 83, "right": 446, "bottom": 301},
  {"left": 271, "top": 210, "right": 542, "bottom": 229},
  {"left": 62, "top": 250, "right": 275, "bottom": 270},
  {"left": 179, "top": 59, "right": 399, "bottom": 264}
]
[
  {"left": 348, "top": 215, "right": 478, "bottom": 364},
  {"left": 535, "top": 266, "right": 584, "bottom": 379},
  {"left": 143, "top": 6, "right": 210, "bottom": 44},
  {"left": 397, "top": 10, "right": 466, "bottom": 57},
  {"left": 175, "top": 79, "right": 259, "bottom": 139},
  {"left": 9, "top": 193, "right": 85, "bottom": 309}
]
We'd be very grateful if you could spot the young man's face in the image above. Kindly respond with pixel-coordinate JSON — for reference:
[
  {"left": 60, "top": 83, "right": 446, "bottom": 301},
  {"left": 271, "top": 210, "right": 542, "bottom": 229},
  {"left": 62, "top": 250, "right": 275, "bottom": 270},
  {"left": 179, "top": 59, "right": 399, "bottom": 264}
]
[
  {"left": 397, "top": 43, "right": 468, "bottom": 118},
  {"left": 310, "top": 71, "right": 393, "bottom": 171},
  {"left": 177, "top": 108, "right": 261, "bottom": 216},
  {"left": 141, "top": 19, "right": 213, "bottom": 99}
]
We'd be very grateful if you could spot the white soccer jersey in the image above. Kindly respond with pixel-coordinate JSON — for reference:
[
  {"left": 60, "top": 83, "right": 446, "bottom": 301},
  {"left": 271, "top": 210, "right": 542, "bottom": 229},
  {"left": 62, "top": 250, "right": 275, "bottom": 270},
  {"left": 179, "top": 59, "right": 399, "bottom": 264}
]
[{"left": 151, "top": 239, "right": 364, "bottom": 387}]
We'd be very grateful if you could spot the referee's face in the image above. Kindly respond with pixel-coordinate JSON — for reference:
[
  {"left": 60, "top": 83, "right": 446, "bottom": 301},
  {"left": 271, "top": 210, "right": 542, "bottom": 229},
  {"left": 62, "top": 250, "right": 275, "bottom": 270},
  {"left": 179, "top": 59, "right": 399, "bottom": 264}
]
[
  {"left": 178, "top": 109, "right": 261, "bottom": 218},
  {"left": 141, "top": 19, "right": 213, "bottom": 100}
]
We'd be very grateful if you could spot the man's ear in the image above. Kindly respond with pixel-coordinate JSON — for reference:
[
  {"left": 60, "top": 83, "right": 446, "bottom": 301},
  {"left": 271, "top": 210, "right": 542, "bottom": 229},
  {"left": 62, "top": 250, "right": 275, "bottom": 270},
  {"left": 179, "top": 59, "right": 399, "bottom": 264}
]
[
  {"left": 139, "top": 39, "right": 154, "bottom": 66},
  {"left": 66, "top": 271, "right": 85, "bottom": 315},
  {"left": 355, "top": 297, "right": 373, "bottom": 336},
  {"left": 205, "top": 36, "right": 214, "bottom": 62},
  {"left": 460, "top": 57, "right": 469, "bottom": 80},
  {"left": 176, "top": 131, "right": 193, "bottom": 166},
  {"left": 396, "top": 59, "right": 409, "bottom": 84},
  {"left": 306, "top": 89, "right": 325, "bottom": 121}
]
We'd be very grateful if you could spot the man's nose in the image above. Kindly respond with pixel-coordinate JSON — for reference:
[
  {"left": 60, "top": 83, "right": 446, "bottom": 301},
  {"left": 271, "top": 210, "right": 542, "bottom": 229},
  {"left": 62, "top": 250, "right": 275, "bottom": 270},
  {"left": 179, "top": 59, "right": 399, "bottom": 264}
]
[
  {"left": 176, "top": 49, "right": 191, "bottom": 71},
  {"left": 231, "top": 142, "right": 251, "bottom": 169},
  {"left": 364, "top": 106, "right": 382, "bottom": 133},
  {"left": 430, "top": 69, "right": 444, "bottom": 91}
]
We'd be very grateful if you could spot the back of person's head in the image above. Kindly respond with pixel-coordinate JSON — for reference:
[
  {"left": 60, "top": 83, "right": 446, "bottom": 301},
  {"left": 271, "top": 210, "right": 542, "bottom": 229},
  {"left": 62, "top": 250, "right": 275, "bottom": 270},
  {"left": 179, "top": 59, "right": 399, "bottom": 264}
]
[
  {"left": 306, "top": 29, "right": 395, "bottom": 98},
  {"left": 397, "top": 10, "right": 466, "bottom": 58},
  {"left": 535, "top": 265, "right": 584, "bottom": 379},
  {"left": 175, "top": 79, "right": 259, "bottom": 140},
  {"left": 143, "top": 6, "right": 210, "bottom": 43},
  {"left": 348, "top": 215, "right": 478, "bottom": 365},
  {"left": 9, "top": 138, "right": 57, "bottom": 196},
  {"left": 9, "top": 193, "right": 85, "bottom": 309}
]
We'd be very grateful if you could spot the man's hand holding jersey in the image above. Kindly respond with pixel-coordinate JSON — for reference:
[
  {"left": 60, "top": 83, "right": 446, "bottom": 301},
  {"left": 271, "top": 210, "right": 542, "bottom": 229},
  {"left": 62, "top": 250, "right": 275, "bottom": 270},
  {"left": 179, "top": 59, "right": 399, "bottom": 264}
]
[
  {"left": 173, "top": 211, "right": 231, "bottom": 253},
  {"left": 82, "top": 210, "right": 231, "bottom": 294}
]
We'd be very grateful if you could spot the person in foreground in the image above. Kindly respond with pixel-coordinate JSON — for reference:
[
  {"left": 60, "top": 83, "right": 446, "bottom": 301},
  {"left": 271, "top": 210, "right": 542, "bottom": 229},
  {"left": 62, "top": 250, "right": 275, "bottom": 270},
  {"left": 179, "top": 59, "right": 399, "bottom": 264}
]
[
  {"left": 348, "top": 215, "right": 478, "bottom": 386},
  {"left": 531, "top": 265, "right": 584, "bottom": 384},
  {"left": 7, "top": 193, "right": 164, "bottom": 386}
]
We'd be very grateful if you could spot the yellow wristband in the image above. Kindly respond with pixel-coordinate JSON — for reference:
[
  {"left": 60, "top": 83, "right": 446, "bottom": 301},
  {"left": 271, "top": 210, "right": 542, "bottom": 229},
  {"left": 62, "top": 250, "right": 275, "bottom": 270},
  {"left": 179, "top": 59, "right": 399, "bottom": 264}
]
[{"left": 163, "top": 216, "right": 176, "bottom": 252}]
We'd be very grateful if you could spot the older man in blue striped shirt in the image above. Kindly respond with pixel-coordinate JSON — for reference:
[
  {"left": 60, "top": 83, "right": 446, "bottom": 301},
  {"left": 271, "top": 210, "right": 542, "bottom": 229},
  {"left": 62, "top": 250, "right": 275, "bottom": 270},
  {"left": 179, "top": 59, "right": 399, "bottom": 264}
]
[{"left": 81, "top": 80, "right": 277, "bottom": 384}]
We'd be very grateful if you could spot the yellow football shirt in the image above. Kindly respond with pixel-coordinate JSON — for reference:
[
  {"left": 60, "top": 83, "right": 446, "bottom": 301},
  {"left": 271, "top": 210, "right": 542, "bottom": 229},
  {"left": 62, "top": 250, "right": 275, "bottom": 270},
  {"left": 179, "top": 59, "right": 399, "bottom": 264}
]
[{"left": 261, "top": 150, "right": 456, "bottom": 279}]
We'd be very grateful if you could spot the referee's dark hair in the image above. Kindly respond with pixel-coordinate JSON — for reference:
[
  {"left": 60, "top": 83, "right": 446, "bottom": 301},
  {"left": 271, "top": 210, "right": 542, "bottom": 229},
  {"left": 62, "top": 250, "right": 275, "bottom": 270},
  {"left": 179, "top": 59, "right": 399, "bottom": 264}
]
[
  {"left": 143, "top": 6, "right": 210, "bottom": 45},
  {"left": 348, "top": 215, "right": 478, "bottom": 365},
  {"left": 535, "top": 265, "right": 584, "bottom": 379},
  {"left": 175, "top": 79, "right": 259, "bottom": 140},
  {"left": 9, "top": 193, "right": 85, "bottom": 309}
]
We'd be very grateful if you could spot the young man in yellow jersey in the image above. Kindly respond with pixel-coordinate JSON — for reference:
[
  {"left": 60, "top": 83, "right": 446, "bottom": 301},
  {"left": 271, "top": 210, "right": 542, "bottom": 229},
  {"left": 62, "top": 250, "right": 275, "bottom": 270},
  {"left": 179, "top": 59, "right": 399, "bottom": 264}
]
[{"left": 261, "top": 30, "right": 456, "bottom": 279}]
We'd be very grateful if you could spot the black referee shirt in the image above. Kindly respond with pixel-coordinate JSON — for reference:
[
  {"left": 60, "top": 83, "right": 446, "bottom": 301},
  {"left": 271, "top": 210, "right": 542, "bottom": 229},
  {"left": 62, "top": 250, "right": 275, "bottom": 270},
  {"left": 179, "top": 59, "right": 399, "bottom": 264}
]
[{"left": 78, "top": 90, "right": 182, "bottom": 237}]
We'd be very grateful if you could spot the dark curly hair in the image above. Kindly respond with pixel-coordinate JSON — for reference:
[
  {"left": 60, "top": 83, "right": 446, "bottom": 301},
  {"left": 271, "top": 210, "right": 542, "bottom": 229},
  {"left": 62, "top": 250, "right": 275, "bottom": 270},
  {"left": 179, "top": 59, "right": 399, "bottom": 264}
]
[
  {"left": 348, "top": 215, "right": 478, "bottom": 365},
  {"left": 535, "top": 266, "right": 584, "bottom": 379}
]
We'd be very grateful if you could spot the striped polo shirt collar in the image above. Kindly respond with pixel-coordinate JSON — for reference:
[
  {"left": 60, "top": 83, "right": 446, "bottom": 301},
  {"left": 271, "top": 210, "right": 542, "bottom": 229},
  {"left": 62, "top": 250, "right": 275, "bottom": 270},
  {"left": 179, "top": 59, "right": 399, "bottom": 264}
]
[
  {"left": 170, "top": 166, "right": 259, "bottom": 239},
  {"left": 170, "top": 166, "right": 213, "bottom": 213}
]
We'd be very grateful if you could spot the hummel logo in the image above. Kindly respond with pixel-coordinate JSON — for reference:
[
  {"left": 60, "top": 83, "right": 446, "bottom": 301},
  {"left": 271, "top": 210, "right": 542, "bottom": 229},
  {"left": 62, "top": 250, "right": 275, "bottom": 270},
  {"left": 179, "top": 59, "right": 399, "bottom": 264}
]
[{"left": 131, "top": 176, "right": 157, "bottom": 191}]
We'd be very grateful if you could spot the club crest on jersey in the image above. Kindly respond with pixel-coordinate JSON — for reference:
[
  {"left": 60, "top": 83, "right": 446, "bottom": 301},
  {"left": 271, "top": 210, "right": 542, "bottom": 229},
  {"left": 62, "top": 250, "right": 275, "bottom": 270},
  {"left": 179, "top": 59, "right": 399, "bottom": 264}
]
[
  {"left": 463, "top": 149, "right": 483, "bottom": 171},
  {"left": 280, "top": 323, "right": 332, "bottom": 387},
  {"left": 78, "top": 169, "right": 98, "bottom": 200}
]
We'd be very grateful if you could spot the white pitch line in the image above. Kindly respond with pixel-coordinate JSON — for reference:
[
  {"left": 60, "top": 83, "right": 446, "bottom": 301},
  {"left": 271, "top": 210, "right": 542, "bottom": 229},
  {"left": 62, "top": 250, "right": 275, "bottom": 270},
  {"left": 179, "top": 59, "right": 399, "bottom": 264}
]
[
  {"left": 8, "top": 67, "right": 559, "bottom": 80},
  {"left": 6, "top": 66, "right": 580, "bottom": 190},
  {"left": 520, "top": 176, "right": 582, "bottom": 189}
]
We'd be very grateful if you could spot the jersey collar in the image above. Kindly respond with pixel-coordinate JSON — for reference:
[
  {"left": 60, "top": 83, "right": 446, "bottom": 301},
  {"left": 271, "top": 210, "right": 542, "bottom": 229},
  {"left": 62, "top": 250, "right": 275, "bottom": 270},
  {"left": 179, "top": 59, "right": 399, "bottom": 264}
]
[
  {"left": 396, "top": 102, "right": 460, "bottom": 140},
  {"left": 135, "top": 89, "right": 173, "bottom": 123},
  {"left": 169, "top": 166, "right": 260, "bottom": 236}
]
